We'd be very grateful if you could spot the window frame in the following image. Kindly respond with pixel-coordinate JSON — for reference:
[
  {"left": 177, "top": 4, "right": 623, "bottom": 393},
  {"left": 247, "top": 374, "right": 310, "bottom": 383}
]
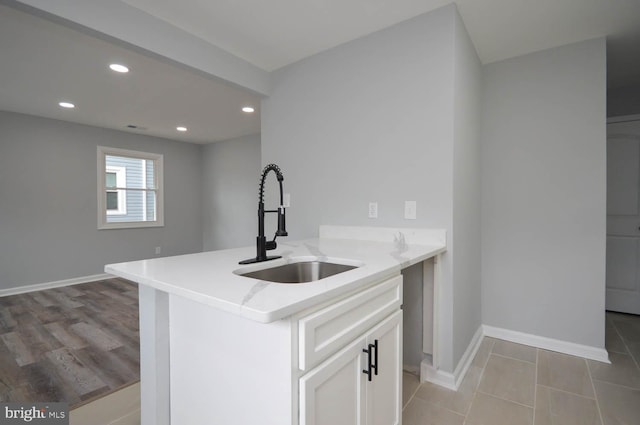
[{"left": 97, "top": 146, "right": 164, "bottom": 230}]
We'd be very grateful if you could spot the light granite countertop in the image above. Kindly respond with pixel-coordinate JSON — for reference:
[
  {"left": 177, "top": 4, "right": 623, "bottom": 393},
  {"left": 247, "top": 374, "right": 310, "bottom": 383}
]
[{"left": 105, "top": 226, "right": 446, "bottom": 323}]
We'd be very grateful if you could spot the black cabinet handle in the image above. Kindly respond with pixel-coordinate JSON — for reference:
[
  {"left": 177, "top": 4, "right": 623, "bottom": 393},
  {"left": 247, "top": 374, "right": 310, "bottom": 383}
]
[
  {"left": 372, "top": 339, "right": 379, "bottom": 376},
  {"left": 362, "top": 343, "right": 375, "bottom": 382}
]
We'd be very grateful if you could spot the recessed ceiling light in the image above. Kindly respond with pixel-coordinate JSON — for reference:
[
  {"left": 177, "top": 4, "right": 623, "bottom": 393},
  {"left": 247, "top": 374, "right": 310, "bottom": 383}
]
[
  {"left": 109, "top": 63, "right": 129, "bottom": 73},
  {"left": 59, "top": 102, "right": 75, "bottom": 109},
  {"left": 242, "top": 106, "right": 255, "bottom": 113},
  {"left": 176, "top": 126, "right": 188, "bottom": 132}
]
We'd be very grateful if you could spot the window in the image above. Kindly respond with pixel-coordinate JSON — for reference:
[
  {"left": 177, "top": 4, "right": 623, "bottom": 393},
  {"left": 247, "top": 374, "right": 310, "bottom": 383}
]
[
  {"left": 106, "top": 166, "right": 126, "bottom": 215},
  {"left": 97, "top": 146, "right": 164, "bottom": 229}
]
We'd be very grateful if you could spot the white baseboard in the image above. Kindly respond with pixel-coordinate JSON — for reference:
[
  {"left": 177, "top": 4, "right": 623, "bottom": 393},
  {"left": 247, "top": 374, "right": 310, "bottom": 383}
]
[
  {"left": 483, "top": 325, "right": 610, "bottom": 364},
  {"left": 0, "top": 273, "right": 113, "bottom": 297},
  {"left": 422, "top": 323, "right": 610, "bottom": 392},
  {"left": 403, "top": 364, "right": 420, "bottom": 375},
  {"left": 422, "top": 364, "right": 456, "bottom": 390},
  {"left": 421, "top": 325, "right": 484, "bottom": 391}
]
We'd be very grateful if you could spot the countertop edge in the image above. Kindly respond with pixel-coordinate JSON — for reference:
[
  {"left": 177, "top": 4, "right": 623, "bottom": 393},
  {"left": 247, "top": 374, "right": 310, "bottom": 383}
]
[{"left": 105, "top": 236, "right": 446, "bottom": 323}]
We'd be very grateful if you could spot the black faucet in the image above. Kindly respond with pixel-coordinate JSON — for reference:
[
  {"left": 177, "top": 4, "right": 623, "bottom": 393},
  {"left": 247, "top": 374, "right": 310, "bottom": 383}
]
[{"left": 239, "top": 164, "right": 288, "bottom": 264}]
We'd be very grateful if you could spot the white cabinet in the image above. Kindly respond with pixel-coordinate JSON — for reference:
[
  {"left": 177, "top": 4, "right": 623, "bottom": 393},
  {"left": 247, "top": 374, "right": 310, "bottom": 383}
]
[
  {"left": 367, "top": 311, "right": 402, "bottom": 425},
  {"left": 297, "top": 275, "right": 403, "bottom": 370},
  {"left": 166, "top": 274, "right": 403, "bottom": 425},
  {"left": 299, "top": 304, "right": 402, "bottom": 425},
  {"left": 299, "top": 333, "right": 366, "bottom": 425}
]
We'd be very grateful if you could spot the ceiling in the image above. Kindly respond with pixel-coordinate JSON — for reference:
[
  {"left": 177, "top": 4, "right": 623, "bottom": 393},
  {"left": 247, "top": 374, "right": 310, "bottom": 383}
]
[
  {"left": 0, "top": 3, "right": 262, "bottom": 144},
  {"left": 1, "top": 0, "right": 639, "bottom": 144},
  {"left": 121, "top": 0, "right": 640, "bottom": 88}
]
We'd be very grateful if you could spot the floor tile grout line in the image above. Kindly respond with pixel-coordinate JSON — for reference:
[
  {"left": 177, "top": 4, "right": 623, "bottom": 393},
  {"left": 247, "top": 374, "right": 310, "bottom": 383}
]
[
  {"left": 404, "top": 390, "right": 467, "bottom": 420},
  {"left": 603, "top": 312, "right": 640, "bottom": 385},
  {"left": 608, "top": 318, "right": 629, "bottom": 351},
  {"left": 401, "top": 372, "right": 421, "bottom": 411},
  {"left": 612, "top": 320, "right": 640, "bottom": 371},
  {"left": 463, "top": 380, "right": 479, "bottom": 424},
  {"left": 471, "top": 346, "right": 537, "bottom": 410},
  {"left": 586, "top": 354, "right": 606, "bottom": 425},
  {"left": 489, "top": 351, "right": 537, "bottom": 365},
  {"left": 532, "top": 348, "right": 538, "bottom": 424},
  {"left": 474, "top": 389, "right": 535, "bottom": 410},
  {"left": 462, "top": 338, "right": 495, "bottom": 423},
  {"left": 399, "top": 373, "right": 468, "bottom": 421},
  {"left": 591, "top": 377, "right": 640, "bottom": 392},
  {"left": 535, "top": 383, "right": 596, "bottom": 400}
]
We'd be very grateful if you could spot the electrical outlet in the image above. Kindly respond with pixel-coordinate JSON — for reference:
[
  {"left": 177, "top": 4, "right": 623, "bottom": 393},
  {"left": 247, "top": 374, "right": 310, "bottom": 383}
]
[
  {"left": 404, "top": 201, "right": 417, "bottom": 219},
  {"left": 283, "top": 193, "right": 291, "bottom": 208},
  {"left": 155, "top": 246, "right": 161, "bottom": 255},
  {"left": 368, "top": 202, "right": 378, "bottom": 219}
]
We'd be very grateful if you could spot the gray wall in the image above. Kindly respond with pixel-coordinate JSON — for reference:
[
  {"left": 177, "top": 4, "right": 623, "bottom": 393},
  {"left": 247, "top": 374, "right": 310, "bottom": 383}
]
[
  {"left": 481, "top": 38, "right": 607, "bottom": 348},
  {"left": 262, "top": 5, "right": 481, "bottom": 373},
  {"left": 402, "top": 262, "right": 423, "bottom": 372},
  {"left": 0, "top": 111, "right": 203, "bottom": 289},
  {"left": 262, "top": 8, "right": 454, "bottom": 238},
  {"left": 451, "top": 11, "right": 482, "bottom": 367},
  {"left": 202, "top": 133, "right": 261, "bottom": 251}
]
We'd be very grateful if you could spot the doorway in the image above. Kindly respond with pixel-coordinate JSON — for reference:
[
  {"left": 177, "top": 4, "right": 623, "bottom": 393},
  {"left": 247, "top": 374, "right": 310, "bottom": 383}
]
[{"left": 606, "top": 115, "right": 640, "bottom": 314}]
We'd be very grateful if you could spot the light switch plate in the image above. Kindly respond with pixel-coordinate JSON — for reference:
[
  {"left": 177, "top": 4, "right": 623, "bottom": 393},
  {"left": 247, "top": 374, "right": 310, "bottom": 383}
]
[
  {"left": 404, "top": 201, "right": 417, "bottom": 219},
  {"left": 368, "top": 202, "right": 378, "bottom": 219},
  {"left": 283, "top": 193, "right": 291, "bottom": 208}
]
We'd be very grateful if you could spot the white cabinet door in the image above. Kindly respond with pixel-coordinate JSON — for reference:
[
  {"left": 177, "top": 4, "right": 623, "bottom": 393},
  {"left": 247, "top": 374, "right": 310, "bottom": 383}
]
[
  {"left": 299, "top": 311, "right": 402, "bottom": 425},
  {"left": 607, "top": 120, "right": 640, "bottom": 314},
  {"left": 299, "top": 335, "right": 367, "bottom": 425},
  {"left": 367, "top": 311, "right": 402, "bottom": 425}
]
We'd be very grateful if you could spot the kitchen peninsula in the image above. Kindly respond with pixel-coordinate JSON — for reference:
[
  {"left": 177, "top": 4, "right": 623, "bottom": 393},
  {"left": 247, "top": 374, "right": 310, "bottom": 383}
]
[{"left": 105, "top": 226, "right": 445, "bottom": 425}]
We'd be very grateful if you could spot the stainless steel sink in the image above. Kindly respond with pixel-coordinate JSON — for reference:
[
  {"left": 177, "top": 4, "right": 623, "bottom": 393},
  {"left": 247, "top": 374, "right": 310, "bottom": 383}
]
[{"left": 238, "top": 261, "right": 358, "bottom": 284}]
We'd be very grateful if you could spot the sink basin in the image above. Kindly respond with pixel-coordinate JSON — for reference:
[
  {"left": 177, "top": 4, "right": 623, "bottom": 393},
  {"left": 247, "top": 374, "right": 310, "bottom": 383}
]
[{"left": 238, "top": 261, "right": 358, "bottom": 284}]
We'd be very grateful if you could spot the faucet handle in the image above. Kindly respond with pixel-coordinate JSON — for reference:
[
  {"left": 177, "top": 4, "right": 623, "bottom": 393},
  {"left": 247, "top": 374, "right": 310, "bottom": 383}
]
[{"left": 276, "top": 206, "right": 288, "bottom": 237}]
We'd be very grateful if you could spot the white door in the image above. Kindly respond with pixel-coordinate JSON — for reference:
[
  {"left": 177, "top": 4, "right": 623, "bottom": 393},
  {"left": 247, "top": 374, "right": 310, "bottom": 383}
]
[
  {"left": 607, "top": 119, "right": 640, "bottom": 314},
  {"left": 367, "top": 311, "right": 402, "bottom": 425},
  {"left": 299, "top": 335, "right": 367, "bottom": 425}
]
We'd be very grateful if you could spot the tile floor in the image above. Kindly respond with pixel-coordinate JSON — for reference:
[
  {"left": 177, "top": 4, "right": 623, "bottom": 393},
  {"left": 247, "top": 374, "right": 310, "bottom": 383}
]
[{"left": 402, "top": 311, "right": 640, "bottom": 425}]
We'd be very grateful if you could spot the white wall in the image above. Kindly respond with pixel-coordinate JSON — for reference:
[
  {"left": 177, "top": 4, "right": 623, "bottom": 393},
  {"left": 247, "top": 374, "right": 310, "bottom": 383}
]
[
  {"left": 451, "top": 11, "right": 482, "bottom": 367},
  {"left": 0, "top": 111, "right": 203, "bottom": 289},
  {"left": 262, "top": 5, "right": 481, "bottom": 373},
  {"left": 202, "top": 134, "right": 261, "bottom": 251},
  {"left": 481, "top": 38, "right": 607, "bottom": 349}
]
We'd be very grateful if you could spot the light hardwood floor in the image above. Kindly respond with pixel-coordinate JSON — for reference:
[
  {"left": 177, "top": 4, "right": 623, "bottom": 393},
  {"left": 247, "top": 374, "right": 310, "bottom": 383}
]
[{"left": 0, "top": 278, "right": 139, "bottom": 408}]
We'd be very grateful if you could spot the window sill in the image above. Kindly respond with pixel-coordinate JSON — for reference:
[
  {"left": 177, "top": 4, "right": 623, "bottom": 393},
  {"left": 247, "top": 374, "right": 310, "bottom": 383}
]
[{"left": 98, "top": 221, "right": 164, "bottom": 230}]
